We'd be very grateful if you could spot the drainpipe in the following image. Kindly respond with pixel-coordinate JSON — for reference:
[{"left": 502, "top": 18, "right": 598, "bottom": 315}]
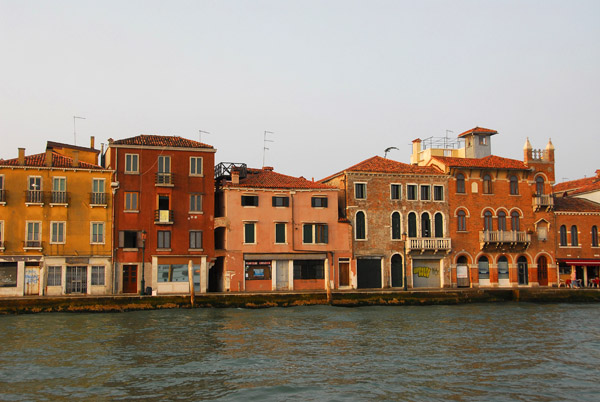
[{"left": 112, "top": 147, "right": 118, "bottom": 294}]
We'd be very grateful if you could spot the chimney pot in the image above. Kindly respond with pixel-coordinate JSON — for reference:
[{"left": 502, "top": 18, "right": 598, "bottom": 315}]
[
  {"left": 18, "top": 148, "right": 25, "bottom": 166},
  {"left": 90, "top": 136, "right": 95, "bottom": 149},
  {"left": 231, "top": 170, "right": 240, "bottom": 185}
]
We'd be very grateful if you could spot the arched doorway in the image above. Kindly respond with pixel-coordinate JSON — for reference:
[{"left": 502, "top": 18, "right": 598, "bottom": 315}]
[
  {"left": 518, "top": 256, "right": 529, "bottom": 285},
  {"left": 457, "top": 256, "right": 469, "bottom": 288},
  {"left": 537, "top": 256, "right": 548, "bottom": 286},
  {"left": 478, "top": 256, "right": 490, "bottom": 286},
  {"left": 391, "top": 254, "right": 403, "bottom": 288}
]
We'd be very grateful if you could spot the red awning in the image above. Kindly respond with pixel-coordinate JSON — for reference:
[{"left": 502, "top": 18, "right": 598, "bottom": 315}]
[{"left": 559, "top": 259, "right": 600, "bottom": 266}]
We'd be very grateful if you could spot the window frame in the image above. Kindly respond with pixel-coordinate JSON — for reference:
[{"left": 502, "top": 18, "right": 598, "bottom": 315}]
[
  {"left": 433, "top": 185, "right": 444, "bottom": 201},
  {"left": 511, "top": 211, "right": 520, "bottom": 232},
  {"left": 190, "top": 193, "right": 203, "bottom": 213},
  {"left": 91, "top": 265, "right": 105, "bottom": 286},
  {"left": 355, "top": 211, "right": 367, "bottom": 240},
  {"left": 302, "top": 223, "right": 329, "bottom": 244},
  {"left": 189, "top": 230, "right": 203, "bottom": 250},
  {"left": 47, "top": 266, "right": 62, "bottom": 286},
  {"left": 157, "top": 230, "right": 172, "bottom": 249},
  {"left": 391, "top": 211, "right": 401, "bottom": 240},
  {"left": 124, "top": 153, "right": 139, "bottom": 174},
  {"left": 457, "top": 210, "right": 467, "bottom": 232},
  {"left": 241, "top": 194, "right": 259, "bottom": 207},
  {"left": 272, "top": 196, "right": 290, "bottom": 207},
  {"left": 482, "top": 174, "right": 493, "bottom": 194},
  {"left": 509, "top": 175, "right": 519, "bottom": 195},
  {"left": 354, "top": 183, "right": 367, "bottom": 200},
  {"left": 311, "top": 196, "right": 328, "bottom": 208},
  {"left": 390, "top": 184, "right": 401, "bottom": 200},
  {"left": 50, "top": 221, "right": 66, "bottom": 244},
  {"left": 28, "top": 175, "right": 42, "bottom": 191},
  {"left": 25, "top": 221, "right": 42, "bottom": 246},
  {"left": 189, "top": 156, "right": 203, "bottom": 176},
  {"left": 484, "top": 211, "right": 493, "bottom": 231},
  {"left": 124, "top": 192, "right": 139, "bottom": 212},
  {"left": 592, "top": 226, "right": 599, "bottom": 248},
  {"left": 497, "top": 211, "right": 507, "bottom": 231},
  {"left": 571, "top": 225, "right": 578, "bottom": 247},
  {"left": 456, "top": 173, "right": 465, "bottom": 194},
  {"left": 244, "top": 222, "right": 256, "bottom": 244},
  {"left": 420, "top": 185, "right": 431, "bottom": 201},
  {"left": 90, "top": 222, "right": 105, "bottom": 244},
  {"left": 275, "top": 222, "right": 287, "bottom": 244},
  {"left": 407, "top": 184, "right": 418, "bottom": 201},
  {"left": 559, "top": 225, "right": 567, "bottom": 246}
]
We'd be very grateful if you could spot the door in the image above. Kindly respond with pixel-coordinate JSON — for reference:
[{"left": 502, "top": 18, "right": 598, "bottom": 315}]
[
  {"left": 517, "top": 257, "right": 529, "bottom": 285},
  {"left": 275, "top": 260, "right": 289, "bottom": 290},
  {"left": 66, "top": 266, "right": 87, "bottom": 294},
  {"left": 537, "top": 256, "right": 548, "bottom": 286},
  {"left": 391, "top": 255, "right": 403, "bottom": 288},
  {"left": 457, "top": 256, "right": 470, "bottom": 287},
  {"left": 357, "top": 258, "right": 381, "bottom": 289},
  {"left": 25, "top": 267, "right": 40, "bottom": 295},
  {"left": 123, "top": 264, "right": 138, "bottom": 293},
  {"left": 339, "top": 260, "right": 350, "bottom": 287}
]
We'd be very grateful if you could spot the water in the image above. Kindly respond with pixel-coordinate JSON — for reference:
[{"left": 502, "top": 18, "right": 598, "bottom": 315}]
[{"left": 1, "top": 303, "right": 599, "bottom": 401}]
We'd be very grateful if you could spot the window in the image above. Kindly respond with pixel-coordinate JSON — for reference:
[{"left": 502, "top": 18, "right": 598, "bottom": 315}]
[
  {"left": 478, "top": 257, "right": 490, "bottom": 279},
  {"left": 25, "top": 221, "right": 41, "bottom": 248},
  {"left": 50, "top": 222, "right": 66, "bottom": 244},
  {"left": 559, "top": 225, "right": 567, "bottom": 246},
  {"left": 391, "top": 212, "right": 401, "bottom": 240},
  {"left": 190, "top": 157, "right": 203, "bottom": 176},
  {"left": 311, "top": 197, "right": 328, "bottom": 208},
  {"left": 244, "top": 222, "right": 256, "bottom": 244},
  {"left": 157, "top": 231, "right": 171, "bottom": 249},
  {"left": 479, "top": 136, "right": 488, "bottom": 145},
  {"left": 408, "top": 212, "right": 417, "bottom": 237},
  {"left": 275, "top": 223, "right": 286, "bottom": 244},
  {"left": 457, "top": 210, "right": 467, "bottom": 231},
  {"left": 0, "top": 175, "right": 4, "bottom": 204},
  {"left": 433, "top": 186, "right": 444, "bottom": 201},
  {"left": 92, "top": 178, "right": 106, "bottom": 204},
  {"left": 536, "top": 176, "right": 545, "bottom": 196},
  {"left": 421, "top": 213, "right": 431, "bottom": 237},
  {"left": 52, "top": 177, "right": 67, "bottom": 203},
  {"left": 293, "top": 260, "right": 324, "bottom": 280},
  {"left": 497, "top": 211, "right": 507, "bottom": 231},
  {"left": 355, "top": 211, "right": 366, "bottom": 240},
  {"left": 91, "top": 266, "right": 105, "bottom": 286},
  {"left": 125, "top": 192, "right": 139, "bottom": 211},
  {"left": 509, "top": 175, "right": 519, "bottom": 195},
  {"left": 391, "top": 184, "right": 401, "bottom": 200},
  {"left": 189, "top": 230, "right": 203, "bottom": 249},
  {"left": 272, "top": 196, "right": 289, "bottom": 207},
  {"left": 571, "top": 225, "right": 578, "bottom": 246},
  {"left": 407, "top": 185, "right": 417, "bottom": 200},
  {"left": 511, "top": 211, "right": 520, "bottom": 231},
  {"left": 158, "top": 264, "right": 191, "bottom": 282},
  {"left": 125, "top": 154, "right": 139, "bottom": 173},
  {"left": 190, "top": 194, "right": 202, "bottom": 212},
  {"left": 91, "top": 222, "right": 104, "bottom": 244},
  {"left": 0, "top": 262, "right": 17, "bottom": 287},
  {"left": 245, "top": 261, "right": 271, "bottom": 280},
  {"left": 241, "top": 195, "right": 259, "bottom": 207},
  {"left": 484, "top": 211, "right": 493, "bottom": 231},
  {"left": 593, "top": 226, "right": 599, "bottom": 247},
  {"left": 456, "top": 174, "right": 465, "bottom": 194},
  {"left": 420, "top": 185, "right": 430, "bottom": 201},
  {"left": 28, "top": 176, "right": 41, "bottom": 191},
  {"left": 303, "top": 224, "right": 328, "bottom": 244},
  {"left": 434, "top": 213, "right": 443, "bottom": 237},
  {"left": 157, "top": 156, "right": 171, "bottom": 184},
  {"left": 498, "top": 256, "right": 509, "bottom": 280},
  {"left": 47, "top": 266, "right": 61, "bottom": 286},
  {"left": 355, "top": 183, "right": 366, "bottom": 199},
  {"left": 483, "top": 174, "right": 492, "bottom": 194},
  {"left": 120, "top": 230, "right": 140, "bottom": 248},
  {"left": 0, "top": 221, "right": 3, "bottom": 247},
  {"left": 27, "top": 176, "right": 42, "bottom": 203}
]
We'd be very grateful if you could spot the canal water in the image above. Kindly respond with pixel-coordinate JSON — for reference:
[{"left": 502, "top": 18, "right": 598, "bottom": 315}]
[{"left": 1, "top": 303, "right": 599, "bottom": 401}]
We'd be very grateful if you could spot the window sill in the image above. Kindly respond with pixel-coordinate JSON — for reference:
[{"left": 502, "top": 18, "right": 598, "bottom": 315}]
[
  {"left": 189, "top": 211, "right": 204, "bottom": 215},
  {"left": 124, "top": 210, "right": 139, "bottom": 213},
  {"left": 188, "top": 248, "right": 204, "bottom": 252},
  {"left": 25, "top": 203, "right": 44, "bottom": 207},
  {"left": 90, "top": 204, "right": 108, "bottom": 208},
  {"left": 274, "top": 242, "right": 288, "bottom": 245},
  {"left": 155, "top": 183, "right": 174, "bottom": 188},
  {"left": 49, "top": 242, "right": 66, "bottom": 245},
  {"left": 559, "top": 246, "right": 581, "bottom": 248},
  {"left": 0, "top": 202, "right": 6, "bottom": 206},
  {"left": 123, "top": 248, "right": 139, "bottom": 252},
  {"left": 509, "top": 194, "right": 520, "bottom": 196},
  {"left": 156, "top": 248, "right": 172, "bottom": 252},
  {"left": 90, "top": 243, "right": 105, "bottom": 245},
  {"left": 124, "top": 172, "right": 139, "bottom": 175},
  {"left": 189, "top": 174, "right": 204, "bottom": 178},
  {"left": 49, "top": 203, "right": 68, "bottom": 207},
  {"left": 23, "top": 247, "right": 42, "bottom": 251}
]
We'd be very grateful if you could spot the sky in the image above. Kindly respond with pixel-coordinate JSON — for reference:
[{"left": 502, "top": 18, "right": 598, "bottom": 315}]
[{"left": 1, "top": 0, "right": 599, "bottom": 182}]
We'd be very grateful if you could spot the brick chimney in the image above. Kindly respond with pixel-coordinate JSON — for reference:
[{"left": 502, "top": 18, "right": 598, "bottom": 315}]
[
  {"left": 18, "top": 148, "right": 25, "bottom": 165},
  {"left": 263, "top": 166, "right": 274, "bottom": 171},
  {"left": 231, "top": 169, "right": 240, "bottom": 185},
  {"left": 72, "top": 150, "right": 79, "bottom": 168},
  {"left": 90, "top": 136, "right": 95, "bottom": 149},
  {"left": 45, "top": 149, "right": 53, "bottom": 167}
]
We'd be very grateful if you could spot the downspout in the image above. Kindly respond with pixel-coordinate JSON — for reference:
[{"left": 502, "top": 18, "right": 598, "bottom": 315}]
[{"left": 112, "top": 147, "right": 118, "bottom": 294}]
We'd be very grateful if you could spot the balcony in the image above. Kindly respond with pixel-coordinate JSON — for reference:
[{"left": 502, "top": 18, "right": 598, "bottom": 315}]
[
  {"left": 155, "top": 172, "right": 174, "bottom": 186},
  {"left": 90, "top": 192, "right": 107, "bottom": 206},
  {"left": 25, "top": 190, "right": 44, "bottom": 205},
  {"left": 0, "top": 189, "right": 6, "bottom": 204},
  {"left": 479, "top": 230, "right": 531, "bottom": 249},
  {"left": 51, "top": 191, "right": 69, "bottom": 205},
  {"left": 533, "top": 194, "right": 554, "bottom": 212},
  {"left": 407, "top": 237, "right": 452, "bottom": 254},
  {"left": 155, "top": 209, "right": 174, "bottom": 224},
  {"left": 23, "top": 240, "right": 42, "bottom": 250}
]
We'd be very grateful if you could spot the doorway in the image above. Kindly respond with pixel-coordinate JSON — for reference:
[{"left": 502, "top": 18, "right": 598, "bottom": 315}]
[
  {"left": 537, "top": 256, "right": 548, "bottom": 286},
  {"left": 357, "top": 258, "right": 382, "bottom": 289},
  {"left": 123, "top": 264, "right": 138, "bottom": 293},
  {"left": 339, "top": 259, "right": 350, "bottom": 287},
  {"left": 391, "top": 254, "right": 403, "bottom": 288},
  {"left": 456, "top": 256, "right": 470, "bottom": 288},
  {"left": 275, "top": 260, "right": 289, "bottom": 290},
  {"left": 66, "top": 266, "right": 87, "bottom": 294},
  {"left": 25, "top": 267, "right": 40, "bottom": 295},
  {"left": 517, "top": 256, "right": 529, "bottom": 285}
]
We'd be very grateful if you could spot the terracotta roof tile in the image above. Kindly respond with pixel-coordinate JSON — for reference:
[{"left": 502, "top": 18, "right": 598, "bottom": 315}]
[
  {"left": 321, "top": 156, "right": 442, "bottom": 182},
  {"left": 226, "top": 167, "right": 335, "bottom": 190},
  {"left": 457, "top": 126, "right": 498, "bottom": 138},
  {"left": 554, "top": 174, "right": 600, "bottom": 195},
  {"left": 431, "top": 155, "right": 528, "bottom": 170},
  {"left": 554, "top": 197, "right": 600, "bottom": 213},
  {"left": 111, "top": 134, "right": 213, "bottom": 149},
  {"left": 0, "top": 151, "right": 103, "bottom": 169}
]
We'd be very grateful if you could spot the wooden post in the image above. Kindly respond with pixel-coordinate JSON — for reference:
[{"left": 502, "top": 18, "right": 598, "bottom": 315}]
[
  {"left": 188, "top": 260, "right": 195, "bottom": 307},
  {"left": 325, "top": 257, "right": 332, "bottom": 303}
]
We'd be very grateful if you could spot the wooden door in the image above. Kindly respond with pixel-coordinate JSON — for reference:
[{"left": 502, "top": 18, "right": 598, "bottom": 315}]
[
  {"left": 25, "top": 267, "right": 39, "bottom": 295},
  {"left": 537, "top": 256, "right": 548, "bottom": 286},
  {"left": 339, "top": 261, "right": 350, "bottom": 287},
  {"left": 275, "top": 260, "right": 289, "bottom": 290},
  {"left": 123, "top": 265, "right": 138, "bottom": 294}
]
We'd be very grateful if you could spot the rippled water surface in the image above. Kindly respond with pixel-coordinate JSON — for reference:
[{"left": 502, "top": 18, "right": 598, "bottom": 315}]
[{"left": 1, "top": 303, "right": 600, "bottom": 401}]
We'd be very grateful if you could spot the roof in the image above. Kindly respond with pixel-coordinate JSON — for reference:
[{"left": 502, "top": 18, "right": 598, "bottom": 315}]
[
  {"left": 321, "top": 156, "right": 442, "bottom": 182},
  {"left": 0, "top": 151, "right": 104, "bottom": 169},
  {"left": 554, "top": 174, "right": 600, "bottom": 195},
  {"left": 457, "top": 126, "right": 498, "bottom": 138},
  {"left": 110, "top": 135, "right": 213, "bottom": 149},
  {"left": 554, "top": 197, "right": 600, "bottom": 213},
  {"left": 430, "top": 155, "right": 528, "bottom": 170},
  {"left": 225, "top": 167, "right": 335, "bottom": 190},
  {"left": 46, "top": 141, "right": 99, "bottom": 154}
]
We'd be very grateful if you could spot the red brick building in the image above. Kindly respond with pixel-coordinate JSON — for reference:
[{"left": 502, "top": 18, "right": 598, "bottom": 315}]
[{"left": 106, "top": 135, "right": 215, "bottom": 295}]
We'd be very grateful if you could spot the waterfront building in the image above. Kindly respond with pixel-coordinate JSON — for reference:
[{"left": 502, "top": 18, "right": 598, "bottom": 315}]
[
  {"left": 413, "top": 127, "right": 557, "bottom": 287},
  {"left": 320, "top": 156, "right": 451, "bottom": 289},
  {"left": 106, "top": 135, "right": 215, "bottom": 295},
  {"left": 0, "top": 139, "right": 113, "bottom": 296},
  {"left": 214, "top": 164, "right": 352, "bottom": 292}
]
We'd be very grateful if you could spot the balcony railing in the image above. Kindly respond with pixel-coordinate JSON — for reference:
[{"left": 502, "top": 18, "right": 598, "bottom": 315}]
[
  {"left": 155, "top": 172, "right": 174, "bottom": 186},
  {"left": 51, "top": 191, "right": 68, "bottom": 204},
  {"left": 23, "top": 240, "right": 42, "bottom": 249},
  {"left": 90, "top": 192, "right": 107, "bottom": 205},
  {"left": 155, "top": 209, "right": 174, "bottom": 224},
  {"left": 533, "top": 194, "right": 554, "bottom": 211},
  {"left": 479, "top": 230, "right": 531, "bottom": 248},
  {"left": 0, "top": 189, "right": 5, "bottom": 203},
  {"left": 407, "top": 237, "right": 452, "bottom": 253},
  {"left": 26, "top": 190, "right": 44, "bottom": 204}
]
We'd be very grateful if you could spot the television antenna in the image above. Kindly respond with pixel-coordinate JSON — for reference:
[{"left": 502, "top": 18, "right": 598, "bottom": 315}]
[
  {"left": 263, "top": 131, "right": 274, "bottom": 167},
  {"left": 73, "top": 116, "right": 86, "bottom": 145},
  {"left": 384, "top": 147, "right": 398, "bottom": 158},
  {"left": 445, "top": 130, "right": 454, "bottom": 148},
  {"left": 198, "top": 130, "right": 210, "bottom": 143}
]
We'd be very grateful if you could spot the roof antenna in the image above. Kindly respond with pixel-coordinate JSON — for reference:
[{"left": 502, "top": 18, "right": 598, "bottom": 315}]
[
  {"left": 263, "top": 131, "right": 274, "bottom": 167},
  {"left": 73, "top": 116, "right": 86, "bottom": 145},
  {"left": 445, "top": 130, "right": 454, "bottom": 149},
  {"left": 198, "top": 130, "right": 210, "bottom": 143},
  {"left": 384, "top": 147, "right": 398, "bottom": 158}
]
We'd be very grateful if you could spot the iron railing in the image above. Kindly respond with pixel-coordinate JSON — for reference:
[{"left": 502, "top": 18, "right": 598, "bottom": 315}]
[
  {"left": 23, "top": 240, "right": 42, "bottom": 249},
  {"left": 155, "top": 172, "right": 174, "bottom": 185},
  {"left": 154, "top": 209, "right": 174, "bottom": 224},
  {"left": 90, "top": 192, "right": 107, "bottom": 205},
  {"left": 26, "top": 190, "right": 44, "bottom": 203},
  {"left": 0, "top": 189, "right": 5, "bottom": 203},
  {"left": 533, "top": 194, "right": 554, "bottom": 211},
  {"left": 51, "top": 191, "right": 68, "bottom": 204}
]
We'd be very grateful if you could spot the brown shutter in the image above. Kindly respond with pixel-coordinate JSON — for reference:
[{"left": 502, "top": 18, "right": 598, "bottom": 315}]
[{"left": 118, "top": 231, "right": 124, "bottom": 248}]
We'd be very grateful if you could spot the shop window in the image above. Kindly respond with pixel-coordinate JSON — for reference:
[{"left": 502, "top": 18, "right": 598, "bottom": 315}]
[
  {"left": 245, "top": 261, "right": 271, "bottom": 280},
  {"left": 47, "top": 266, "right": 62, "bottom": 286},
  {"left": 293, "top": 260, "right": 324, "bottom": 280},
  {"left": 0, "top": 262, "right": 18, "bottom": 287},
  {"left": 91, "top": 266, "right": 105, "bottom": 286},
  {"left": 478, "top": 257, "right": 490, "bottom": 279},
  {"left": 158, "top": 264, "right": 189, "bottom": 282}
]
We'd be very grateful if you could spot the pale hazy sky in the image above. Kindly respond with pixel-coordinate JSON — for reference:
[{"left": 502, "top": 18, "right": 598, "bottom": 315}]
[{"left": 1, "top": 0, "right": 599, "bottom": 182}]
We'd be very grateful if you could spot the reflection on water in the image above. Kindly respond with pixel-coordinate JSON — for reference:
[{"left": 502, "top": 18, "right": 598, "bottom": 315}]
[{"left": 1, "top": 303, "right": 600, "bottom": 401}]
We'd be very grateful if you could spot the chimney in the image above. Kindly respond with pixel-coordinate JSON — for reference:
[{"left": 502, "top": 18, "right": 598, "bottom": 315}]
[
  {"left": 231, "top": 170, "right": 240, "bottom": 185},
  {"left": 18, "top": 148, "right": 25, "bottom": 165},
  {"left": 45, "top": 149, "right": 53, "bottom": 167},
  {"left": 72, "top": 150, "right": 79, "bottom": 168},
  {"left": 523, "top": 137, "right": 532, "bottom": 162},
  {"left": 90, "top": 136, "right": 95, "bottom": 149},
  {"left": 595, "top": 169, "right": 600, "bottom": 182},
  {"left": 263, "top": 166, "right": 274, "bottom": 171}
]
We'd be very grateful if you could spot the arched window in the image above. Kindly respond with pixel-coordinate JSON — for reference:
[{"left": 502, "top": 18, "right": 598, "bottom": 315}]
[
  {"left": 421, "top": 213, "right": 431, "bottom": 238},
  {"left": 592, "top": 226, "right": 599, "bottom": 247},
  {"left": 498, "top": 256, "right": 509, "bottom": 280},
  {"left": 478, "top": 256, "right": 490, "bottom": 280},
  {"left": 457, "top": 210, "right": 467, "bottom": 231},
  {"left": 484, "top": 211, "right": 493, "bottom": 231},
  {"left": 391, "top": 212, "right": 401, "bottom": 240},
  {"left": 536, "top": 176, "right": 545, "bottom": 196},
  {"left": 511, "top": 211, "right": 520, "bottom": 231},
  {"left": 498, "top": 211, "right": 507, "bottom": 231},
  {"left": 509, "top": 175, "right": 519, "bottom": 195},
  {"left": 456, "top": 173, "right": 465, "bottom": 194},
  {"left": 434, "top": 213, "right": 444, "bottom": 237},
  {"left": 559, "top": 225, "right": 567, "bottom": 246},
  {"left": 355, "top": 211, "right": 366, "bottom": 240},
  {"left": 408, "top": 212, "right": 417, "bottom": 238},
  {"left": 483, "top": 174, "right": 492, "bottom": 194},
  {"left": 571, "top": 225, "right": 578, "bottom": 246}
]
